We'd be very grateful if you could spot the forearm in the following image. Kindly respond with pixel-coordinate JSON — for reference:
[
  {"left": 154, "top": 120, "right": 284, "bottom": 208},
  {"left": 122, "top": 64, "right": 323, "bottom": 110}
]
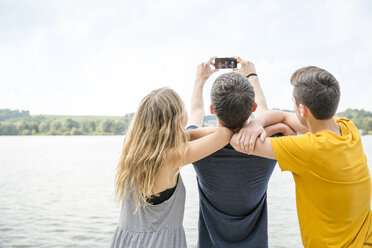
[
  {"left": 230, "top": 133, "right": 276, "bottom": 159},
  {"left": 187, "top": 127, "right": 217, "bottom": 140},
  {"left": 189, "top": 58, "right": 217, "bottom": 127},
  {"left": 264, "top": 123, "right": 296, "bottom": 137},
  {"left": 233, "top": 58, "right": 268, "bottom": 116},
  {"left": 189, "top": 80, "right": 205, "bottom": 126},
  {"left": 249, "top": 76, "right": 268, "bottom": 115},
  {"left": 184, "top": 127, "right": 232, "bottom": 165},
  {"left": 256, "top": 110, "right": 307, "bottom": 133},
  {"left": 211, "top": 127, "right": 233, "bottom": 145},
  {"left": 231, "top": 110, "right": 303, "bottom": 155},
  {"left": 254, "top": 110, "right": 285, "bottom": 126}
]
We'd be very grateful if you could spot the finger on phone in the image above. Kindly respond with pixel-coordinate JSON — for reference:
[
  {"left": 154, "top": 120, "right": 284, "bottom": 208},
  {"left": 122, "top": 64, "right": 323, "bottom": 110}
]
[{"left": 208, "top": 57, "right": 216, "bottom": 64}]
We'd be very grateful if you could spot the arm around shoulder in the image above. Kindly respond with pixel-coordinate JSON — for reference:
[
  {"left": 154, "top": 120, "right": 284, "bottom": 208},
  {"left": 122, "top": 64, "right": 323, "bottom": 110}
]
[
  {"left": 183, "top": 127, "right": 232, "bottom": 165},
  {"left": 187, "top": 127, "right": 217, "bottom": 140},
  {"left": 258, "top": 110, "right": 308, "bottom": 134},
  {"left": 230, "top": 133, "right": 276, "bottom": 160}
]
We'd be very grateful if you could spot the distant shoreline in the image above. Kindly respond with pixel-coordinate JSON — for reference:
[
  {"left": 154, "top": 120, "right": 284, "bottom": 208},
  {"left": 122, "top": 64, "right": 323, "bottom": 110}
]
[{"left": 1, "top": 108, "right": 372, "bottom": 136}]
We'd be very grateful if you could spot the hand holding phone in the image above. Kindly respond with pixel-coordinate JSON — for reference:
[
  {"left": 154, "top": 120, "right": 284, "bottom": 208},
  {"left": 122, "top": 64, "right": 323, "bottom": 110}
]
[
  {"left": 195, "top": 57, "right": 218, "bottom": 83},
  {"left": 214, "top": 57, "right": 237, "bottom": 69},
  {"left": 234, "top": 57, "right": 257, "bottom": 76}
]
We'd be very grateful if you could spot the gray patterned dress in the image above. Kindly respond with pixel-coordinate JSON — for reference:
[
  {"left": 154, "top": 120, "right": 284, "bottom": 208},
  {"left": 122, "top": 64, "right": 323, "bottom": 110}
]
[{"left": 110, "top": 175, "right": 187, "bottom": 248}]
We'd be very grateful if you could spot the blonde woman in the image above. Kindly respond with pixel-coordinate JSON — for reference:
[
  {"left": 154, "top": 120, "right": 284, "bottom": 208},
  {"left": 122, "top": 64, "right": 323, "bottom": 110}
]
[{"left": 111, "top": 87, "right": 232, "bottom": 248}]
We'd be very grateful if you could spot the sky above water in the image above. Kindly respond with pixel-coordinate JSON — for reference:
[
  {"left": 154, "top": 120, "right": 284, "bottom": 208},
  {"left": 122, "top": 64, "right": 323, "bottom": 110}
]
[{"left": 0, "top": 0, "right": 371, "bottom": 116}]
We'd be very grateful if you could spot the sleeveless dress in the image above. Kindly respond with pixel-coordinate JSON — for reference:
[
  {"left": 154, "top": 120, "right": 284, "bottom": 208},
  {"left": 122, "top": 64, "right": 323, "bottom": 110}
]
[{"left": 110, "top": 175, "right": 187, "bottom": 248}]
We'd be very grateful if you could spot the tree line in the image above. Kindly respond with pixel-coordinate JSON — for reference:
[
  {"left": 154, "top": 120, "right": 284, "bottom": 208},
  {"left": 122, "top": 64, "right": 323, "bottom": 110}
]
[
  {"left": 0, "top": 109, "right": 30, "bottom": 121},
  {"left": 0, "top": 108, "right": 371, "bottom": 135},
  {"left": 0, "top": 109, "right": 134, "bottom": 135},
  {"left": 337, "top": 109, "right": 372, "bottom": 135}
]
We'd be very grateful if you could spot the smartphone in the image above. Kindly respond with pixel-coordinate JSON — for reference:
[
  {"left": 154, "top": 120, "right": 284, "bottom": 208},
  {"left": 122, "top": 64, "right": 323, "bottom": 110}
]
[{"left": 214, "top": 57, "right": 237, "bottom": 69}]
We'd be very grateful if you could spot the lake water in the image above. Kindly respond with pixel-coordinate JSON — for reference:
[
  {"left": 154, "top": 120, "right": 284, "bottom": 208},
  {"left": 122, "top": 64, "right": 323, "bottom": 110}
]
[{"left": 0, "top": 136, "right": 371, "bottom": 248}]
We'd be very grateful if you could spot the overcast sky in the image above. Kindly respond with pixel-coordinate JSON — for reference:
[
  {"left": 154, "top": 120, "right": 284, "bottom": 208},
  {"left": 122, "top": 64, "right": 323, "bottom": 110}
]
[{"left": 0, "top": 0, "right": 371, "bottom": 116}]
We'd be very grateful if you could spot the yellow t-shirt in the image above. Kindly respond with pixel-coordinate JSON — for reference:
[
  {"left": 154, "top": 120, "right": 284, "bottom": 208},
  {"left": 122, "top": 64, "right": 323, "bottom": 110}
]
[{"left": 271, "top": 117, "right": 372, "bottom": 247}]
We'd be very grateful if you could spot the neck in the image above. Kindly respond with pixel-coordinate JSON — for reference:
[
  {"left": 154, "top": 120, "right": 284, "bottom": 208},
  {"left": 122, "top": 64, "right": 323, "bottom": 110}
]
[
  {"left": 217, "top": 120, "right": 237, "bottom": 132},
  {"left": 306, "top": 117, "right": 341, "bottom": 135},
  {"left": 217, "top": 120, "right": 224, "bottom": 128}
]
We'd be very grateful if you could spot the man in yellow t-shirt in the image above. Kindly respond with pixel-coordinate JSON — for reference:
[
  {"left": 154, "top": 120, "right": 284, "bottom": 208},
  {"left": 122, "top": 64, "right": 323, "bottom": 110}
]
[{"left": 231, "top": 66, "right": 372, "bottom": 247}]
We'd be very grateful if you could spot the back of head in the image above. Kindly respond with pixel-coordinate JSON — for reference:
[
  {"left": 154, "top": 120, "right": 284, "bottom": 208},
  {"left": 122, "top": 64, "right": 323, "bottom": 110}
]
[
  {"left": 211, "top": 72, "right": 255, "bottom": 129},
  {"left": 133, "top": 87, "right": 185, "bottom": 139},
  {"left": 291, "top": 66, "right": 340, "bottom": 119},
  {"left": 115, "top": 87, "right": 188, "bottom": 208}
]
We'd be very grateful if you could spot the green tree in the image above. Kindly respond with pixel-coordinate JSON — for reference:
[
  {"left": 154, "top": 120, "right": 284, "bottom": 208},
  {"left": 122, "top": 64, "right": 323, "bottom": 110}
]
[
  {"left": 29, "top": 121, "right": 39, "bottom": 134},
  {"left": 39, "top": 120, "right": 51, "bottom": 133},
  {"left": 113, "top": 119, "right": 127, "bottom": 135},
  {"left": 338, "top": 108, "right": 372, "bottom": 134},
  {"left": 98, "top": 119, "right": 114, "bottom": 134},
  {"left": 64, "top": 118, "right": 80, "bottom": 130},
  {"left": 82, "top": 120, "right": 96, "bottom": 133},
  {"left": 361, "top": 117, "right": 372, "bottom": 135},
  {"left": 0, "top": 123, "right": 18, "bottom": 135},
  {"left": 71, "top": 127, "right": 83, "bottom": 135},
  {"left": 0, "top": 109, "right": 30, "bottom": 121},
  {"left": 17, "top": 121, "right": 29, "bottom": 134},
  {"left": 21, "top": 129, "right": 32, "bottom": 135},
  {"left": 50, "top": 120, "right": 63, "bottom": 134}
]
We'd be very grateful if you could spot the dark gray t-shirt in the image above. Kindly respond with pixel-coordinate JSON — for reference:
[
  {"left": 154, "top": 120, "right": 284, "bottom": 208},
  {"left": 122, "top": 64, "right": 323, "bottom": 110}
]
[{"left": 187, "top": 125, "right": 277, "bottom": 248}]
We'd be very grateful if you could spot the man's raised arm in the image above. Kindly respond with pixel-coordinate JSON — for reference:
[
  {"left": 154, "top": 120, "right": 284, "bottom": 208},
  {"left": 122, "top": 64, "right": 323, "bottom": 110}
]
[
  {"left": 233, "top": 57, "right": 268, "bottom": 116},
  {"left": 188, "top": 57, "right": 217, "bottom": 127}
]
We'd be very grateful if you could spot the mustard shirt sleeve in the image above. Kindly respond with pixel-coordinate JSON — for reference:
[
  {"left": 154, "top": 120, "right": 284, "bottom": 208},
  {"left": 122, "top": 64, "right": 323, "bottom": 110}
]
[{"left": 270, "top": 133, "right": 313, "bottom": 175}]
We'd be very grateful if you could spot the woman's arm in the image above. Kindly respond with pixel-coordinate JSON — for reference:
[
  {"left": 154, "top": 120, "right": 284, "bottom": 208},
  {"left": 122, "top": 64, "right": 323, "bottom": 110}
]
[
  {"left": 187, "top": 127, "right": 218, "bottom": 140},
  {"left": 182, "top": 127, "right": 233, "bottom": 166}
]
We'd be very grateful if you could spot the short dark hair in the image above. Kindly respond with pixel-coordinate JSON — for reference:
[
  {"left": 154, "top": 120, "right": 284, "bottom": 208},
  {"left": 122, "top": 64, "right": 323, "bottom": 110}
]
[
  {"left": 211, "top": 72, "right": 255, "bottom": 129},
  {"left": 291, "top": 66, "right": 340, "bottom": 119}
]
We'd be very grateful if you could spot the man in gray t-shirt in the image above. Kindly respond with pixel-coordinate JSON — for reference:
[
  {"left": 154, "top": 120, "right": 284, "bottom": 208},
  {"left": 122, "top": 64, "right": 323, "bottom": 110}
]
[{"left": 187, "top": 57, "right": 293, "bottom": 247}]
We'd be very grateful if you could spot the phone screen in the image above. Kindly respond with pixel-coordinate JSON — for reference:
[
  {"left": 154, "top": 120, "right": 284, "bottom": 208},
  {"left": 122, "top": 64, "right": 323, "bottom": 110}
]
[{"left": 215, "top": 58, "right": 237, "bottom": 69}]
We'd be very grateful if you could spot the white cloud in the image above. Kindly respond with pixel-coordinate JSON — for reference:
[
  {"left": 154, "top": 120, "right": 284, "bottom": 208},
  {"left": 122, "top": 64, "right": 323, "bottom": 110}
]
[{"left": 0, "top": 0, "right": 371, "bottom": 115}]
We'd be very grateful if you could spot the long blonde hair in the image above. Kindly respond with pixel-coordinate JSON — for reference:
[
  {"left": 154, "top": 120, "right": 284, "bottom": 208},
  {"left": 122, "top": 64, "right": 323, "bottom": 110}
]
[{"left": 115, "top": 87, "right": 188, "bottom": 208}]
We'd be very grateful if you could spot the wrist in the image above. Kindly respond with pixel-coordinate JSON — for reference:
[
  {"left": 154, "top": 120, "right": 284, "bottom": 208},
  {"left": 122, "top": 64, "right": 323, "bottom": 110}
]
[
  {"left": 252, "top": 118, "right": 265, "bottom": 128},
  {"left": 246, "top": 73, "right": 257, "bottom": 78},
  {"left": 195, "top": 78, "right": 206, "bottom": 86}
]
